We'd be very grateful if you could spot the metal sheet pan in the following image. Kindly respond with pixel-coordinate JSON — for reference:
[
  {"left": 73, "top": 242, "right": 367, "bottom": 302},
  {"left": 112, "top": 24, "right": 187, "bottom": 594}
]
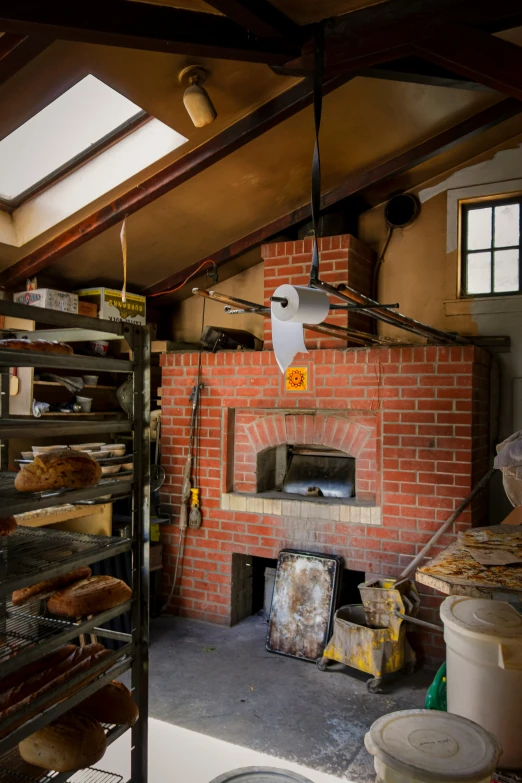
[{"left": 266, "top": 549, "right": 343, "bottom": 662}]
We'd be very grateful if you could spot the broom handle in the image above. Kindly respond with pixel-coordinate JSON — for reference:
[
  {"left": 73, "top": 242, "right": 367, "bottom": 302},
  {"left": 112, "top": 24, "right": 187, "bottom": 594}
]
[{"left": 399, "top": 467, "right": 495, "bottom": 580}]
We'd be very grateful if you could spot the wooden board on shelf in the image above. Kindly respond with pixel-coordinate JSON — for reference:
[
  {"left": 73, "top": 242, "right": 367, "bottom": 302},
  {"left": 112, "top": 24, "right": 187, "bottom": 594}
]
[{"left": 16, "top": 503, "right": 104, "bottom": 527}]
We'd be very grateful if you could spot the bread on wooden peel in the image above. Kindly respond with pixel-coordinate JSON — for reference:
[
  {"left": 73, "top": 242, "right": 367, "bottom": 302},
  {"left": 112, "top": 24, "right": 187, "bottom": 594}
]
[
  {"left": 12, "top": 567, "right": 92, "bottom": 605},
  {"left": 48, "top": 575, "right": 132, "bottom": 617},
  {"left": 19, "top": 713, "right": 106, "bottom": 771}
]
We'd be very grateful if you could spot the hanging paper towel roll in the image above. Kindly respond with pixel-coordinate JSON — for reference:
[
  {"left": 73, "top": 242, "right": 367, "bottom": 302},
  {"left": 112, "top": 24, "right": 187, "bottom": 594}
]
[{"left": 271, "top": 284, "right": 329, "bottom": 374}]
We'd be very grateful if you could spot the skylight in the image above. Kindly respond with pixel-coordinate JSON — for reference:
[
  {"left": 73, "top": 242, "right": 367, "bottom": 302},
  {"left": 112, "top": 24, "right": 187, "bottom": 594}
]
[{"left": 0, "top": 75, "right": 146, "bottom": 203}]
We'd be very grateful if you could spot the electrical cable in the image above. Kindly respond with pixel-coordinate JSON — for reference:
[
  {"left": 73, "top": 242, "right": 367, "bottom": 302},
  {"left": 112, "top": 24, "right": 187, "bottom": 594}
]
[
  {"left": 308, "top": 22, "right": 325, "bottom": 285},
  {"left": 148, "top": 259, "right": 216, "bottom": 297}
]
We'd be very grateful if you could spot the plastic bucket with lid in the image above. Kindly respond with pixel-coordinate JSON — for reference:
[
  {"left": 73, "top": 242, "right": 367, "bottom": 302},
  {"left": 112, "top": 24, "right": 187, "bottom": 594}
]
[
  {"left": 208, "top": 769, "right": 313, "bottom": 782},
  {"left": 440, "top": 596, "right": 522, "bottom": 769},
  {"left": 364, "top": 709, "right": 501, "bottom": 783}
]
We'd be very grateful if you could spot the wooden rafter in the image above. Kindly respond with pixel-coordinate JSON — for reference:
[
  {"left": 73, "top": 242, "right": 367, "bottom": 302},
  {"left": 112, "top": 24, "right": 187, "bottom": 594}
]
[
  {"left": 202, "top": 0, "right": 303, "bottom": 42},
  {"left": 413, "top": 26, "right": 522, "bottom": 102},
  {"left": 144, "top": 97, "right": 522, "bottom": 297},
  {"left": 0, "top": 0, "right": 300, "bottom": 65},
  {"left": 0, "top": 72, "right": 354, "bottom": 290},
  {"left": 0, "top": 33, "right": 52, "bottom": 88}
]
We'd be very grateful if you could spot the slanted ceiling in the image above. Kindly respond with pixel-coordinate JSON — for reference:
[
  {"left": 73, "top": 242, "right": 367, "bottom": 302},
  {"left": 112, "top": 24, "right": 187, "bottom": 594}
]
[{"left": 1, "top": 15, "right": 522, "bottom": 302}]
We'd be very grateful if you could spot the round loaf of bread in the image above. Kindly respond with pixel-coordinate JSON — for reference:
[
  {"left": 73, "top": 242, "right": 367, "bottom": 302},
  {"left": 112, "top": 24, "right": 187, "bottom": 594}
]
[
  {"left": 48, "top": 575, "right": 132, "bottom": 617},
  {"left": 79, "top": 681, "right": 139, "bottom": 725},
  {"left": 0, "top": 516, "right": 16, "bottom": 537},
  {"left": 19, "top": 713, "right": 106, "bottom": 771},
  {"left": 15, "top": 450, "right": 101, "bottom": 493}
]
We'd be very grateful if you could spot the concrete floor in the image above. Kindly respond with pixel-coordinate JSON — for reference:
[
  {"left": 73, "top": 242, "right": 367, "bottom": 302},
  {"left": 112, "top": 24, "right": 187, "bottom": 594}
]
[{"left": 148, "top": 615, "right": 433, "bottom": 781}]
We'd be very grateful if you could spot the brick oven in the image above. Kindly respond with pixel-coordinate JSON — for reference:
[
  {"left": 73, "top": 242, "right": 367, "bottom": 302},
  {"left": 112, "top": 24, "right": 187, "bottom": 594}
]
[{"left": 160, "top": 236, "right": 491, "bottom": 663}]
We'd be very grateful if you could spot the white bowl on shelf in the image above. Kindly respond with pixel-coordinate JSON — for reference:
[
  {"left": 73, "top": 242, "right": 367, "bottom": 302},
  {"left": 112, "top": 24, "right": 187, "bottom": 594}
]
[
  {"left": 32, "top": 445, "right": 67, "bottom": 455},
  {"left": 71, "top": 443, "right": 106, "bottom": 451},
  {"left": 21, "top": 451, "right": 34, "bottom": 460},
  {"left": 101, "top": 464, "right": 121, "bottom": 475}
]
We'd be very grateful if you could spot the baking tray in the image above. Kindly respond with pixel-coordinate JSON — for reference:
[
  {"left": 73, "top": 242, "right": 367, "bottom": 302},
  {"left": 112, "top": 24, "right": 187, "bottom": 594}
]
[{"left": 266, "top": 549, "right": 343, "bottom": 662}]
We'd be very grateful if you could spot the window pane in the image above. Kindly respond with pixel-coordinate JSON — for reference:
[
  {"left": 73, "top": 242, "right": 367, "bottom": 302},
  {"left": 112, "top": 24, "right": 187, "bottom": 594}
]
[
  {"left": 494, "top": 249, "right": 519, "bottom": 292},
  {"left": 494, "top": 203, "right": 520, "bottom": 248},
  {"left": 466, "top": 252, "right": 491, "bottom": 294},
  {"left": 0, "top": 75, "right": 142, "bottom": 201},
  {"left": 467, "top": 207, "right": 492, "bottom": 250}
]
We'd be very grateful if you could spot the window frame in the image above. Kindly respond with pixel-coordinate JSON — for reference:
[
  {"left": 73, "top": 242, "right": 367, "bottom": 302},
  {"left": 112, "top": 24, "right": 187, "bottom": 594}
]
[
  {"left": 0, "top": 111, "right": 151, "bottom": 213},
  {"left": 461, "top": 195, "right": 522, "bottom": 298}
]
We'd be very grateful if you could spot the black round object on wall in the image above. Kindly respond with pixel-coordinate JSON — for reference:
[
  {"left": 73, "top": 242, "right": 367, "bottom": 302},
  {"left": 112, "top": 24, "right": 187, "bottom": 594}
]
[{"left": 384, "top": 194, "right": 420, "bottom": 228}]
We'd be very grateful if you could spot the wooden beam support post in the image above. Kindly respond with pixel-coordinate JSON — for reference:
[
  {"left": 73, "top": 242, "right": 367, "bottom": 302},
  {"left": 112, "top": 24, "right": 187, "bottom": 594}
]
[
  {"left": 144, "top": 98, "right": 522, "bottom": 297},
  {"left": 0, "top": 0, "right": 300, "bottom": 64},
  {"left": 413, "top": 25, "right": 522, "bottom": 101},
  {"left": 202, "top": 0, "right": 304, "bottom": 43}
]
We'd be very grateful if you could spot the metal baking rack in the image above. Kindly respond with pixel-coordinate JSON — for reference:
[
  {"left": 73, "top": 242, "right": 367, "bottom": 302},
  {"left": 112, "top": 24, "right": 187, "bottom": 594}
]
[{"left": 0, "top": 300, "right": 150, "bottom": 783}]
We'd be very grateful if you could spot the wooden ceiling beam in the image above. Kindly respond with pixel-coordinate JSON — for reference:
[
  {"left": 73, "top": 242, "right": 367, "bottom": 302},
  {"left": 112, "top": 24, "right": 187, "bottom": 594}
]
[
  {"left": 0, "top": 0, "right": 299, "bottom": 65},
  {"left": 0, "top": 71, "right": 354, "bottom": 290},
  {"left": 361, "top": 58, "right": 498, "bottom": 93},
  {"left": 202, "top": 0, "right": 304, "bottom": 43},
  {"left": 144, "top": 97, "right": 522, "bottom": 298},
  {"left": 0, "top": 33, "right": 52, "bottom": 88},
  {"left": 413, "top": 26, "right": 522, "bottom": 102}
]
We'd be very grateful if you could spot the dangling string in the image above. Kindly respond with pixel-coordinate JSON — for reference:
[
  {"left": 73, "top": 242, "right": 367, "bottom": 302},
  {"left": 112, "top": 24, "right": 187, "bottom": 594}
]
[
  {"left": 120, "top": 215, "right": 128, "bottom": 304},
  {"left": 309, "top": 22, "right": 325, "bottom": 285}
]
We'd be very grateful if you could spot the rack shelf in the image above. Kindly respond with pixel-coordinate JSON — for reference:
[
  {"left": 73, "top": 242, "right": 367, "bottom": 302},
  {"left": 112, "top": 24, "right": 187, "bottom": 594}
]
[
  {"left": 0, "top": 474, "right": 133, "bottom": 517},
  {"left": 34, "top": 383, "right": 118, "bottom": 390},
  {"left": 0, "top": 299, "right": 149, "bottom": 783},
  {"left": 0, "top": 527, "right": 132, "bottom": 597},
  {"left": 0, "top": 420, "right": 132, "bottom": 439},
  {"left": 0, "top": 598, "right": 133, "bottom": 679}
]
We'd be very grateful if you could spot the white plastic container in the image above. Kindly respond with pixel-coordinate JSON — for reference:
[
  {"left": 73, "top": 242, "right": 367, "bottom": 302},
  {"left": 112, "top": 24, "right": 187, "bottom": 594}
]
[
  {"left": 440, "top": 595, "right": 522, "bottom": 769},
  {"left": 365, "top": 709, "right": 501, "bottom": 783}
]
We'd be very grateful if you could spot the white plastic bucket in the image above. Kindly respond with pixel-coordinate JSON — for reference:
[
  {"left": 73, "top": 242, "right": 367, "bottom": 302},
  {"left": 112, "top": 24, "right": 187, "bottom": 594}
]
[
  {"left": 364, "top": 709, "right": 501, "bottom": 783},
  {"left": 440, "top": 596, "right": 522, "bottom": 769}
]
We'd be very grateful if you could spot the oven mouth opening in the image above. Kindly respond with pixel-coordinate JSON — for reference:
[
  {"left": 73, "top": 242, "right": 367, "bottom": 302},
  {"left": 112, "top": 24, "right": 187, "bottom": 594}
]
[{"left": 256, "top": 444, "right": 355, "bottom": 499}]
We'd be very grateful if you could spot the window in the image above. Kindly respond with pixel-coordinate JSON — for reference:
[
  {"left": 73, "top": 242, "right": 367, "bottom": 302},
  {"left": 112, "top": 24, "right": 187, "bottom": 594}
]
[
  {"left": 0, "top": 75, "right": 147, "bottom": 206},
  {"left": 462, "top": 197, "right": 521, "bottom": 296}
]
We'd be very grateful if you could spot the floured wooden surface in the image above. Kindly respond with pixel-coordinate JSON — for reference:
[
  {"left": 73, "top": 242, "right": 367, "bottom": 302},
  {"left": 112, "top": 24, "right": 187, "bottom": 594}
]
[
  {"left": 417, "top": 526, "right": 522, "bottom": 592},
  {"left": 15, "top": 504, "right": 104, "bottom": 527}
]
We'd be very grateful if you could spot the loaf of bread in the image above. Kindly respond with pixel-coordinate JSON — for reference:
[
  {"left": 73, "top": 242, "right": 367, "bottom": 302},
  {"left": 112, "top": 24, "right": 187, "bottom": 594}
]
[
  {"left": 0, "top": 516, "right": 16, "bottom": 536},
  {"left": 48, "top": 576, "right": 131, "bottom": 617},
  {"left": 19, "top": 713, "right": 106, "bottom": 771},
  {"left": 15, "top": 450, "right": 101, "bottom": 492},
  {"left": 12, "top": 567, "right": 92, "bottom": 606},
  {"left": 79, "top": 681, "right": 139, "bottom": 725},
  {"left": 0, "top": 338, "right": 73, "bottom": 355},
  {"left": 0, "top": 643, "right": 111, "bottom": 722}
]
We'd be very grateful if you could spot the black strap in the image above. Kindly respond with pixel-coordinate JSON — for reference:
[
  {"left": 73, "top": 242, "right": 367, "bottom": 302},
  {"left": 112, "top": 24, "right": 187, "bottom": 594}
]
[{"left": 309, "top": 22, "right": 324, "bottom": 285}]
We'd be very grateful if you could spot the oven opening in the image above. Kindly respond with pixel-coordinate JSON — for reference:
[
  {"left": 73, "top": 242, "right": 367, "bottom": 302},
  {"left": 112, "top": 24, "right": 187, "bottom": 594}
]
[{"left": 256, "top": 445, "right": 355, "bottom": 499}]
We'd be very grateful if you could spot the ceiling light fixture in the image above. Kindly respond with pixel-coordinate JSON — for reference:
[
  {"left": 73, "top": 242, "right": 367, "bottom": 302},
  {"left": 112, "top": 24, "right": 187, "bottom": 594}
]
[{"left": 179, "top": 66, "right": 217, "bottom": 128}]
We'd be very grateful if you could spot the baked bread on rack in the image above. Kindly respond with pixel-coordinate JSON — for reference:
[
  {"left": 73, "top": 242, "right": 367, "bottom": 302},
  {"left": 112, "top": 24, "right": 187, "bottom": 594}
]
[
  {"left": 79, "top": 681, "right": 139, "bottom": 725},
  {"left": 0, "top": 517, "right": 17, "bottom": 536},
  {"left": 48, "top": 575, "right": 131, "bottom": 617},
  {"left": 15, "top": 450, "right": 101, "bottom": 492},
  {"left": 19, "top": 712, "right": 106, "bottom": 771},
  {"left": 12, "top": 566, "right": 92, "bottom": 605}
]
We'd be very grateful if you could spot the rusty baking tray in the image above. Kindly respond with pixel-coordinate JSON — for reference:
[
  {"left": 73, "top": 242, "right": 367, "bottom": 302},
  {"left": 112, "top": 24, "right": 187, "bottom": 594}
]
[{"left": 266, "top": 549, "right": 343, "bottom": 662}]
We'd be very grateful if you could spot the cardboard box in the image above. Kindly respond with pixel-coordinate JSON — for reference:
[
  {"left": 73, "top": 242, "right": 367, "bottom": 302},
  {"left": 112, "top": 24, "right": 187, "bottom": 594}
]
[
  {"left": 75, "top": 288, "right": 146, "bottom": 325},
  {"left": 14, "top": 289, "right": 78, "bottom": 314},
  {"left": 78, "top": 300, "right": 98, "bottom": 318}
]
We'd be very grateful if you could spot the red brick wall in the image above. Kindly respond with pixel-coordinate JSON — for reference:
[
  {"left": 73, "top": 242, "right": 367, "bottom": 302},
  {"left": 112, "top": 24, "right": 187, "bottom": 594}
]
[
  {"left": 160, "top": 344, "right": 491, "bottom": 663},
  {"left": 263, "top": 235, "right": 375, "bottom": 347}
]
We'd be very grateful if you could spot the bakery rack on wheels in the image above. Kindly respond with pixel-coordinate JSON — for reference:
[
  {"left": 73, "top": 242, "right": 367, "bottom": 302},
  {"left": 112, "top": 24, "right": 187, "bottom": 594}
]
[{"left": 0, "top": 299, "right": 150, "bottom": 783}]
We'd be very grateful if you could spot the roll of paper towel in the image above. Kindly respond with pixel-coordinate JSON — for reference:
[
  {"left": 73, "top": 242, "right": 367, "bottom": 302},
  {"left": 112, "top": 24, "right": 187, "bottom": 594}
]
[{"left": 271, "top": 284, "right": 330, "bottom": 373}]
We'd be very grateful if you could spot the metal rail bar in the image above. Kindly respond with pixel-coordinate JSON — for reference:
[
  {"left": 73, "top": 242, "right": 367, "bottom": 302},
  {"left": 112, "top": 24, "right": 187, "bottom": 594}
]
[
  {"left": 394, "top": 610, "right": 443, "bottom": 633},
  {"left": 193, "top": 288, "right": 394, "bottom": 345},
  {"left": 0, "top": 349, "right": 132, "bottom": 372},
  {"left": 129, "top": 325, "right": 150, "bottom": 783},
  {"left": 311, "top": 279, "right": 468, "bottom": 344},
  {"left": 0, "top": 478, "right": 133, "bottom": 517},
  {"left": 0, "top": 299, "right": 126, "bottom": 336},
  {"left": 0, "top": 600, "right": 133, "bottom": 679},
  {"left": 0, "top": 419, "right": 132, "bottom": 439}
]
